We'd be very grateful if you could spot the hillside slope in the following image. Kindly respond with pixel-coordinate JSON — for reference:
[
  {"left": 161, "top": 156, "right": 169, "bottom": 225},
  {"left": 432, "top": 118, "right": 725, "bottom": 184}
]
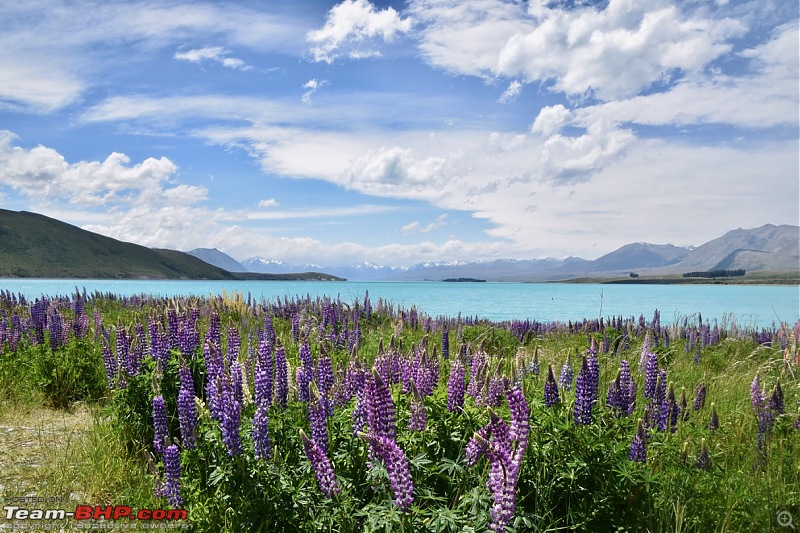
[{"left": 0, "top": 210, "right": 236, "bottom": 279}]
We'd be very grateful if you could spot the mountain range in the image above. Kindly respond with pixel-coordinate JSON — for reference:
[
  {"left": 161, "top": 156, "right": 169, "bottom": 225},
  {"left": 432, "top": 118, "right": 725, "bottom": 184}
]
[
  {"left": 0, "top": 208, "right": 794, "bottom": 281},
  {"left": 188, "top": 224, "right": 799, "bottom": 282}
]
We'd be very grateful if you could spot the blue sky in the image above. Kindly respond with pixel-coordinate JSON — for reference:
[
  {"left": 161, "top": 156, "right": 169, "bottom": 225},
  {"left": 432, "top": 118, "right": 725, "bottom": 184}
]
[{"left": 0, "top": 0, "right": 797, "bottom": 266}]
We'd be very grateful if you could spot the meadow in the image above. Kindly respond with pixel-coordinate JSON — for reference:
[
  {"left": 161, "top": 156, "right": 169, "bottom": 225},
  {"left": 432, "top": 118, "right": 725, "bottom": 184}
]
[{"left": 0, "top": 289, "right": 797, "bottom": 532}]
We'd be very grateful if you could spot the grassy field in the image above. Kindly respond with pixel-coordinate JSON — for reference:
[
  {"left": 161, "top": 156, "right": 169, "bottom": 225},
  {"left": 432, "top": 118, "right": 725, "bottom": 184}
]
[{"left": 0, "top": 291, "right": 797, "bottom": 531}]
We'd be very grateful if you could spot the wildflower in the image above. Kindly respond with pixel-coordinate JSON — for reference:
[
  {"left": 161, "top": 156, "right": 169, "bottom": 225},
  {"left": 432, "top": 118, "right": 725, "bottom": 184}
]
[
  {"left": 574, "top": 356, "right": 593, "bottom": 425},
  {"left": 629, "top": 419, "right": 647, "bottom": 463},
  {"left": 301, "top": 430, "right": 340, "bottom": 498},
  {"left": 360, "top": 433, "right": 413, "bottom": 511},
  {"left": 159, "top": 444, "right": 182, "bottom": 507},
  {"left": 544, "top": 365, "right": 560, "bottom": 408},
  {"left": 694, "top": 382, "right": 706, "bottom": 411},
  {"left": 644, "top": 352, "right": 658, "bottom": 399},
  {"left": 365, "top": 368, "right": 396, "bottom": 440},
  {"left": 177, "top": 366, "right": 197, "bottom": 450},
  {"left": 252, "top": 402, "right": 271, "bottom": 460},
  {"left": 309, "top": 383, "right": 329, "bottom": 454},
  {"left": 708, "top": 403, "right": 719, "bottom": 433},
  {"left": 447, "top": 357, "right": 466, "bottom": 412},
  {"left": 408, "top": 382, "right": 426, "bottom": 432},
  {"left": 274, "top": 345, "right": 288, "bottom": 408}
]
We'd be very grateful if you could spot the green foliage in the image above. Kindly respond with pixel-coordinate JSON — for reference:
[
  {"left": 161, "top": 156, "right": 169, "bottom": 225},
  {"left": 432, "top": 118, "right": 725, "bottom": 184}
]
[{"left": 32, "top": 339, "right": 107, "bottom": 409}]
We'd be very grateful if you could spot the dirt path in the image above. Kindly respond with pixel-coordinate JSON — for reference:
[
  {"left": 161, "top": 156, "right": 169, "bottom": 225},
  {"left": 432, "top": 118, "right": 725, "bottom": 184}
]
[{"left": 0, "top": 405, "right": 92, "bottom": 501}]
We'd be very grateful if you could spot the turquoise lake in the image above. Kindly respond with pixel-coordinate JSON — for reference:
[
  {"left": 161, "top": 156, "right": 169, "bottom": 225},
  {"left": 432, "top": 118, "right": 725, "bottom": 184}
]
[{"left": 0, "top": 279, "right": 797, "bottom": 329}]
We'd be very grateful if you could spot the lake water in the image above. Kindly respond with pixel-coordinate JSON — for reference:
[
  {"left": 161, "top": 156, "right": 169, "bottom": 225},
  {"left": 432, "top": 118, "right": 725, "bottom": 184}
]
[{"left": 0, "top": 279, "right": 797, "bottom": 329}]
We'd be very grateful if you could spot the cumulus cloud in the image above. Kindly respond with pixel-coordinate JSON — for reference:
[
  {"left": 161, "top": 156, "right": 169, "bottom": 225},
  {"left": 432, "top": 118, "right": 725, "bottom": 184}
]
[
  {"left": 411, "top": 0, "right": 746, "bottom": 100},
  {"left": 307, "top": 0, "right": 413, "bottom": 62},
  {"left": 531, "top": 104, "right": 573, "bottom": 136},
  {"left": 0, "top": 130, "right": 179, "bottom": 207},
  {"left": 174, "top": 47, "right": 250, "bottom": 70}
]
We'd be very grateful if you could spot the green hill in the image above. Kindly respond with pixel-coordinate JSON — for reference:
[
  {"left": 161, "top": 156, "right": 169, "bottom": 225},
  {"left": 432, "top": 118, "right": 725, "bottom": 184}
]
[{"left": 0, "top": 210, "right": 239, "bottom": 279}]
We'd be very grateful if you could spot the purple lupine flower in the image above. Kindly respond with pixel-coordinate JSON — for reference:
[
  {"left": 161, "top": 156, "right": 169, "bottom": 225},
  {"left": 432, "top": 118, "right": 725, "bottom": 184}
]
[
  {"left": 662, "top": 382, "right": 678, "bottom": 433},
  {"left": 696, "top": 438, "right": 710, "bottom": 470},
  {"left": 177, "top": 366, "right": 197, "bottom": 449},
  {"left": 252, "top": 402, "right": 271, "bottom": 460},
  {"left": 644, "top": 352, "right": 658, "bottom": 399},
  {"left": 506, "top": 385, "right": 530, "bottom": 449},
  {"left": 559, "top": 357, "right": 573, "bottom": 392},
  {"left": 769, "top": 378, "right": 784, "bottom": 415},
  {"left": 274, "top": 346, "right": 288, "bottom": 409},
  {"left": 619, "top": 359, "right": 636, "bottom": 415},
  {"left": 301, "top": 429, "right": 340, "bottom": 498},
  {"left": 254, "top": 359, "right": 273, "bottom": 408},
  {"left": 465, "top": 424, "right": 491, "bottom": 466},
  {"left": 230, "top": 360, "right": 243, "bottom": 404},
  {"left": 708, "top": 403, "right": 719, "bottom": 433},
  {"left": 152, "top": 395, "right": 169, "bottom": 456},
  {"left": 586, "top": 351, "right": 599, "bottom": 404},
  {"left": 101, "top": 342, "right": 117, "bottom": 389},
  {"left": 470, "top": 388, "right": 530, "bottom": 533},
  {"left": 408, "top": 383, "right": 426, "bottom": 432},
  {"left": 219, "top": 373, "right": 242, "bottom": 456},
  {"left": 629, "top": 419, "right": 646, "bottom": 463},
  {"left": 206, "top": 311, "right": 221, "bottom": 349},
  {"left": 366, "top": 368, "right": 396, "bottom": 441},
  {"left": 360, "top": 433, "right": 414, "bottom": 512},
  {"left": 573, "top": 356, "right": 593, "bottom": 425},
  {"left": 487, "top": 376, "right": 505, "bottom": 407},
  {"left": 298, "top": 341, "right": 313, "bottom": 402},
  {"left": 226, "top": 326, "right": 240, "bottom": 361},
  {"left": 544, "top": 365, "right": 559, "bottom": 407},
  {"left": 48, "top": 310, "right": 64, "bottom": 351},
  {"left": 160, "top": 444, "right": 183, "bottom": 507},
  {"left": 694, "top": 382, "right": 706, "bottom": 411},
  {"left": 467, "top": 351, "right": 487, "bottom": 399},
  {"left": 291, "top": 312, "right": 300, "bottom": 342},
  {"left": 750, "top": 372, "right": 762, "bottom": 410},
  {"left": 447, "top": 357, "right": 466, "bottom": 412},
  {"left": 308, "top": 383, "right": 329, "bottom": 454}
]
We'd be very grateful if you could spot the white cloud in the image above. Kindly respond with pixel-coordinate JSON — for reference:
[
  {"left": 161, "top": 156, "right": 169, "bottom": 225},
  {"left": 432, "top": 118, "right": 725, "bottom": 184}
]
[
  {"left": 574, "top": 21, "right": 799, "bottom": 129},
  {"left": 307, "top": 0, "right": 414, "bottom": 63},
  {"left": 0, "top": 1, "right": 302, "bottom": 111},
  {"left": 403, "top": 214, "right": 449, "bottom": 234},
  {"left": 499, "top": 80, "right": 522, "bottom": 103},
  {"left": 0, "top": 130, "right": 178, "bottom": 207},
  {"left": 531, "top": 104, "right": 573, "bottom": 136},
  {"left": 302, "top": 79, "right": 328, "bottom": 103},
  {"left": 174, "top": 47, "right": 250, "bottom": 70},
  {"left": 258, "top": 198, "right": 279, "bottom": 208},
  {"left": 411, "top": 0, "right": 746, "bottom": 100}
]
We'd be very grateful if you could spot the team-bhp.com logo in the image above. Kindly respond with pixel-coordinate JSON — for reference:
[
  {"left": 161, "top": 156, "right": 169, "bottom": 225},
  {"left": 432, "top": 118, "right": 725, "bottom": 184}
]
[{"left": 4, "top": 505, "right": 187, "bottom": 528}]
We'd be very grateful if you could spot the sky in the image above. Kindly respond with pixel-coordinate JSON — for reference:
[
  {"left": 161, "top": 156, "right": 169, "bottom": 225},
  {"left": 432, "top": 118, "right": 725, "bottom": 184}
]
[{"left": 0, "top": 0, "right": 797, "bottom": 267}]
